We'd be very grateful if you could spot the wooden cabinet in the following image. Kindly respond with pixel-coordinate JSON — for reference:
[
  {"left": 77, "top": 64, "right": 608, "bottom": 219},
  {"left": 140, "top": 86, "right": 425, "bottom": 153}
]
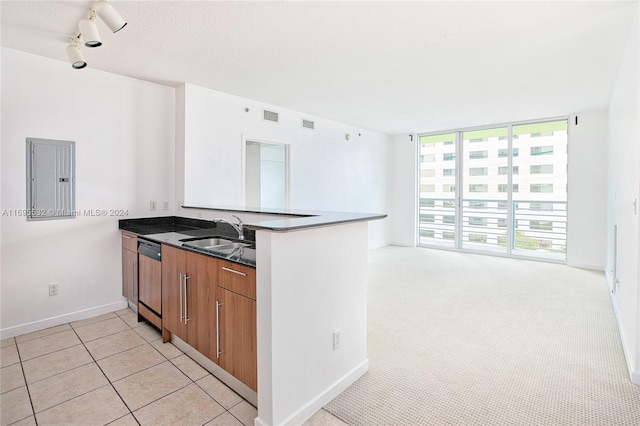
[
  {"left": 161, "top": 244, "right": 187, "bottom": 342},
  {"left": 161, "top": 244, "right": 257, "bottom": 391},
  {"left": 217, "top": 261, "right": 257, "bottom": 391},
  {"left": 161, "top": 245, "right": 218, "bottom": 361},
  {"left": 121, "top": 232, "right": 138, "bottom": 304},
  {"left": 187, "top": 251, "right": 218, "bottom": 361},
  {"left": 218, "top": 260, "right": 256, "bottom": 299},
  {"left": 218, "top": 288, "right": 257, "bottom": 391}
]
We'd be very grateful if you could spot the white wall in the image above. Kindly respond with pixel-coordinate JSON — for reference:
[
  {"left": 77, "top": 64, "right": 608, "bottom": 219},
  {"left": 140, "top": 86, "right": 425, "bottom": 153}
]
[
  {"left": 175, "top": 84, "right": 391, "bottom": 249},
  {"left": 607, "top": 7, "right": 640, "bottom": 385},
  {"left": 255, "top": 222, "right": 369, "bottom": 425},
  {"left": 567, "top": 112, "right": 609, "bottom": 270},
  {"left": 0, "top": 48, "right": 175, "bottom": 337},
  {"left": 388, "top": 134, "right": 417, "bottom": 246}
]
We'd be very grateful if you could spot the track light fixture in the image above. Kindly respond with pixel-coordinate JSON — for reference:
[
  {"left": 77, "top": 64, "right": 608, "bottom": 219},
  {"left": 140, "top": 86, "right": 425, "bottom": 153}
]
[
  {"left": 66, "top": 0, "right": 127, "bottom": 69},
  {"left": 93, "top": 0, "right": 127, "bottom": 33},
  {"left": 78, "top": 10, "right": 101, "bottom": 47},
  {"left": 66, "top": 35, "right": 87, "bottom": 69}
]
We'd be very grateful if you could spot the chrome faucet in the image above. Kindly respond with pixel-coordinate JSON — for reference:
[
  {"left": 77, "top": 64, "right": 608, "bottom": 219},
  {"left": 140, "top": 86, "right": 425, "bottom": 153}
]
[{"left": 214, "top": 215, "right": 244, "bottom": 240}]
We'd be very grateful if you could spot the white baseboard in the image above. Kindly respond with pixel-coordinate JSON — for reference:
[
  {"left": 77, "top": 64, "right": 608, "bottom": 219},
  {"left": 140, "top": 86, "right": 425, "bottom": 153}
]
[
  {"left": 566, "top": 261, "right": 605, "bottom": 271},
  {"left": 388, "top": 241, "right": 415, "bottom": 247},
  {"left": 255, "top": 359, "right": 369, "bottom": 426},
  {"left": 0, "top": 300, "right": 128, "bottom": 339},
  {"left": 608, "top": 291, "right": 639, "bottom": 386}
]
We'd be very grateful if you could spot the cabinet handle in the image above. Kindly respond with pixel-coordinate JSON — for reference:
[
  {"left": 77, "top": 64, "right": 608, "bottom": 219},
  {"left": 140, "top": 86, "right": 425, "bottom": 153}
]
[
  {"left": 216, "top": 301, "right": 223, "bottom": 359},
  {"left": 133, "top": 262, "right": 138, "bottom": 298},
  {"left": 221, "top": 266, "right": 247, "bottom": 276},
  {"left": 184, "top": 275, "right": 190, "bottom": 324},
  {"left": 122, "top": 235, "right": 131, "bottom": 239},
  {"left": 179, "top": 273, "right": 184, "bottom": 322}
]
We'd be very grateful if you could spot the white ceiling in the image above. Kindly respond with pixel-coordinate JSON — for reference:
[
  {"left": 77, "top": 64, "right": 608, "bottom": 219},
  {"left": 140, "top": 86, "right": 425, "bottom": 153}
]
[{"left": 1, "top": 1, "right": 638, "bottom": 135}]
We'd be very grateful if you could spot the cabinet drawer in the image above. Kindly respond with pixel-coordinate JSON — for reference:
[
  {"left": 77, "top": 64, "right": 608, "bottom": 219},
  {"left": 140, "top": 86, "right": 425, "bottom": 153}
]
[
  {"left": 218, "top": 261, "right": 256, "bottom": 300},
  {"left": 121, "top": 232, "right": 137, "bottom": 252}
]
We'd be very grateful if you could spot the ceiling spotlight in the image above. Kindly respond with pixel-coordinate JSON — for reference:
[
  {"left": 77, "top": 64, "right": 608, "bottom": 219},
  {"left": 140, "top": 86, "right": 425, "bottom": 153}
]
[
  {"left": 93, "top": 0, "right": 127, "bottom": 33},
  {"left": 78, "top": 11, "right": 101, "bottom": 47},
  {"left": 66, "top": 36, "right": 87, "bottom": 69}
]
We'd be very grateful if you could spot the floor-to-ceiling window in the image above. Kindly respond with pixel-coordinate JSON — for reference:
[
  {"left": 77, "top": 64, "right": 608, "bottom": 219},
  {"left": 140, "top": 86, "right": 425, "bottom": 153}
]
[
  {"left": 418, "top": 118, "right": 568, "bottom": 261},
  {"left": 418, "top": 132, "right": 457, "bottom": 248}
]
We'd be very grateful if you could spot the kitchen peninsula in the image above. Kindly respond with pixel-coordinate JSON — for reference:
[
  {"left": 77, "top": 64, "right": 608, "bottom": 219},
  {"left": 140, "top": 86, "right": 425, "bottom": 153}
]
[{"left": 120, "top": 206, "right": 385, "bottom": 426}]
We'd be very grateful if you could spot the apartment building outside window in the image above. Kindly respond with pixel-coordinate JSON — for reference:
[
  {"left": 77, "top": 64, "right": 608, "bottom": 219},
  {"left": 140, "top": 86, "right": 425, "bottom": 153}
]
[
  {"left": 417, "top": 118, "right": 568, "bottom": 261},
  {"left": 469, "top": 150, "right": 488, "bottom": 159},
  {"left": 499, "top": 166, "right": 519, "bottom": 175},
  {"left": 531, "top": 164, "right": 553, "bottom": 174},
  {"left": 470, "top": 167, "right": 488, "bottom": 176},
  {"left": 530, "top": 146, "right": 553, "bottom": 155}
]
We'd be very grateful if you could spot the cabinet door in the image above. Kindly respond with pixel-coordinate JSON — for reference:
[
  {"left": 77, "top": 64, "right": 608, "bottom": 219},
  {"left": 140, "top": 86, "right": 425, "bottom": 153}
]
[
  {"left": 139, "top": 255, "right": 161, "bottom": 314},
  {"left": 185, "top": 252, "right": 218, "bottom": 362},
  {"left": 161, "top": 245, "right": 187, "bottom": 342},
  {"left": 218, "top": 288, "right": 257, "bottom": 391},
  {"left": 122, "top": 248, "right": 138, "bottom": 304}
]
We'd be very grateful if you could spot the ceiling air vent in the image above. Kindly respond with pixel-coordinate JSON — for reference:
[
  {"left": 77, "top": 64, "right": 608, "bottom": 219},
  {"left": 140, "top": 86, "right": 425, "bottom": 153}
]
[
  {"left": 302, "top": 119, "right": 315, "bottom": 130},
  {"left": 263, "top": 109, "right": 279, "bottom": 123}
]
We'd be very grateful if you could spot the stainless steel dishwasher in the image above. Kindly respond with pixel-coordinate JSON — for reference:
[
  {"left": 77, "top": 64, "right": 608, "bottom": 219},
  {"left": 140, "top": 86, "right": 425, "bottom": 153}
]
[{"left": 137, "top": 239, "right": 162, "bottom": 329}]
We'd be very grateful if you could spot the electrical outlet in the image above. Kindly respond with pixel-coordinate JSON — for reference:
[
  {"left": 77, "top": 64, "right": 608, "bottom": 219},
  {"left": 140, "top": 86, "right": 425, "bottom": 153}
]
[
  {"left": 333, "top": 329, "right": 341, "bottom": 350},
  {"left": 163, "top": 201, "right": 169, "bottom": 211},
  {"left": 49, "top": 283, "right": 59, "bottom": 296},
  {"left": 150, "top": 201, "right": 157, "bottom": 211}
]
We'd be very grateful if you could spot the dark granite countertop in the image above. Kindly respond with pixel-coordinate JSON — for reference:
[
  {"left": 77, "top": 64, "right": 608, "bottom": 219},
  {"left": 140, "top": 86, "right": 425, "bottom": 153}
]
[
  {"left": 120, "top": 217, "right": 256, "bottom": 267},
  {"left": 119, "top": 207, "right": 386, "bottom": 266},
  {"left": 181, "top": 205, "right": 387, "bottom": 231}
]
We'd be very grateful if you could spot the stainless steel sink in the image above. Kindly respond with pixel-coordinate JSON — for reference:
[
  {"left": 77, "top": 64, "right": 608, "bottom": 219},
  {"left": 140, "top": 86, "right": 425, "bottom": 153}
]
[
  {"left": 207, "top": 243, "right": 252, "bottom": 255},
  {"left": 182, "top": 238, "right": 252, "bottom": 252},
  {"left": 213, "top": 242, "right": 251, "bottom": 250},
  {"left": 184, "top": 238, "right": 233, "bottom": 248}
]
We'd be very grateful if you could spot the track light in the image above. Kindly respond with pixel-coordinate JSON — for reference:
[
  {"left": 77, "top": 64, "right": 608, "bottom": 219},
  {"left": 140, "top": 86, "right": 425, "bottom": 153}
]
[
  {"left": 78, "top": 11, "right": 101, "bottom": 47},
  {"left": 64, "top": 1, "right": 126, "bottom": 70},
  {"left": 93, "top": 0, "right": 127, "bottom": 33},
  {"left": 66, "top": 35, "right": 87, "bottom": 69}
]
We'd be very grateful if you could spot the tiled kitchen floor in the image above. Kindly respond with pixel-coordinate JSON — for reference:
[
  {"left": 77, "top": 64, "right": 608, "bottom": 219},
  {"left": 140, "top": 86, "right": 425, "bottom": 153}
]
[{"left": 1, "top": 309, "right": 346, "bottom": 426}]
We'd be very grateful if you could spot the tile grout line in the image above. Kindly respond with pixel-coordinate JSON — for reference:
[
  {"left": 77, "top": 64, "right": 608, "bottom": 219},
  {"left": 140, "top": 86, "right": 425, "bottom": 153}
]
[
  {"left": 68, "top": 315, "right": 142, "bottom": 426},
  {"left": 9, "top": 310, "right": 254, "bottom": 426},
  {"left": 16, "top": 335, "right": 131, "bottom": 421},
  {"left": 191, "top": 373, "right": 248, "bottom": 425},
  {"left": 127, "top": 316, "right": 248, "bottom": 425},
  {"left": 68, "top": 312, "right": 210, "bottom": 424},
  {"left": 138, "top": 320, "right": 251, "bottom": 425},
  {"left": 18, "top": 339, "right": 80, "bottom": 359},
  {"left": 13, "top": 326, "right": 71, "bottom": 345},
  {"left": 13, "top": 337, "right": 39, "bottom": 425},
  {"left": 81, "top": 313, "right": 164, "bottom": 414},
  {"left": 18, "top": 343, "right": 92, "bottom": 382},
  {"left": 126, "top": 336, "right": 218, "bottom": 422}
]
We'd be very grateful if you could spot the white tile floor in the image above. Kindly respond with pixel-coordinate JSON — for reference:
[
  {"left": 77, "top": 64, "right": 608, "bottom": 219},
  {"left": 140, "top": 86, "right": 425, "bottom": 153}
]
[{"left": 1, "top": 309, "right": 346, "bottom": 426}]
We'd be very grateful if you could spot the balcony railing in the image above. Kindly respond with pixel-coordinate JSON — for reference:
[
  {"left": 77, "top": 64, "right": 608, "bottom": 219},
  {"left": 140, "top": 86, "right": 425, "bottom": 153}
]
[{"left": 419, "top": 198, "right": 567, "bottom": 260}]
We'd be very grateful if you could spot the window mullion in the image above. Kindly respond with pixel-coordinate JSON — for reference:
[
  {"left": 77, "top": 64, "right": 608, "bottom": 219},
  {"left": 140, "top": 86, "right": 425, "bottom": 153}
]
[
  {"left": 507, "top": 125, "right": 514, "bottom": 255},
  {"left": 455, "top": 130, "right": 463, "bottom": 249}
]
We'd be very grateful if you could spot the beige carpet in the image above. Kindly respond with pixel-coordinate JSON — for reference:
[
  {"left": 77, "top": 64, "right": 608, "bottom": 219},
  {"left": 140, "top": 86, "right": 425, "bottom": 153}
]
[{"left": 324, "top": 246, "right": 640, "bottom": 425}]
